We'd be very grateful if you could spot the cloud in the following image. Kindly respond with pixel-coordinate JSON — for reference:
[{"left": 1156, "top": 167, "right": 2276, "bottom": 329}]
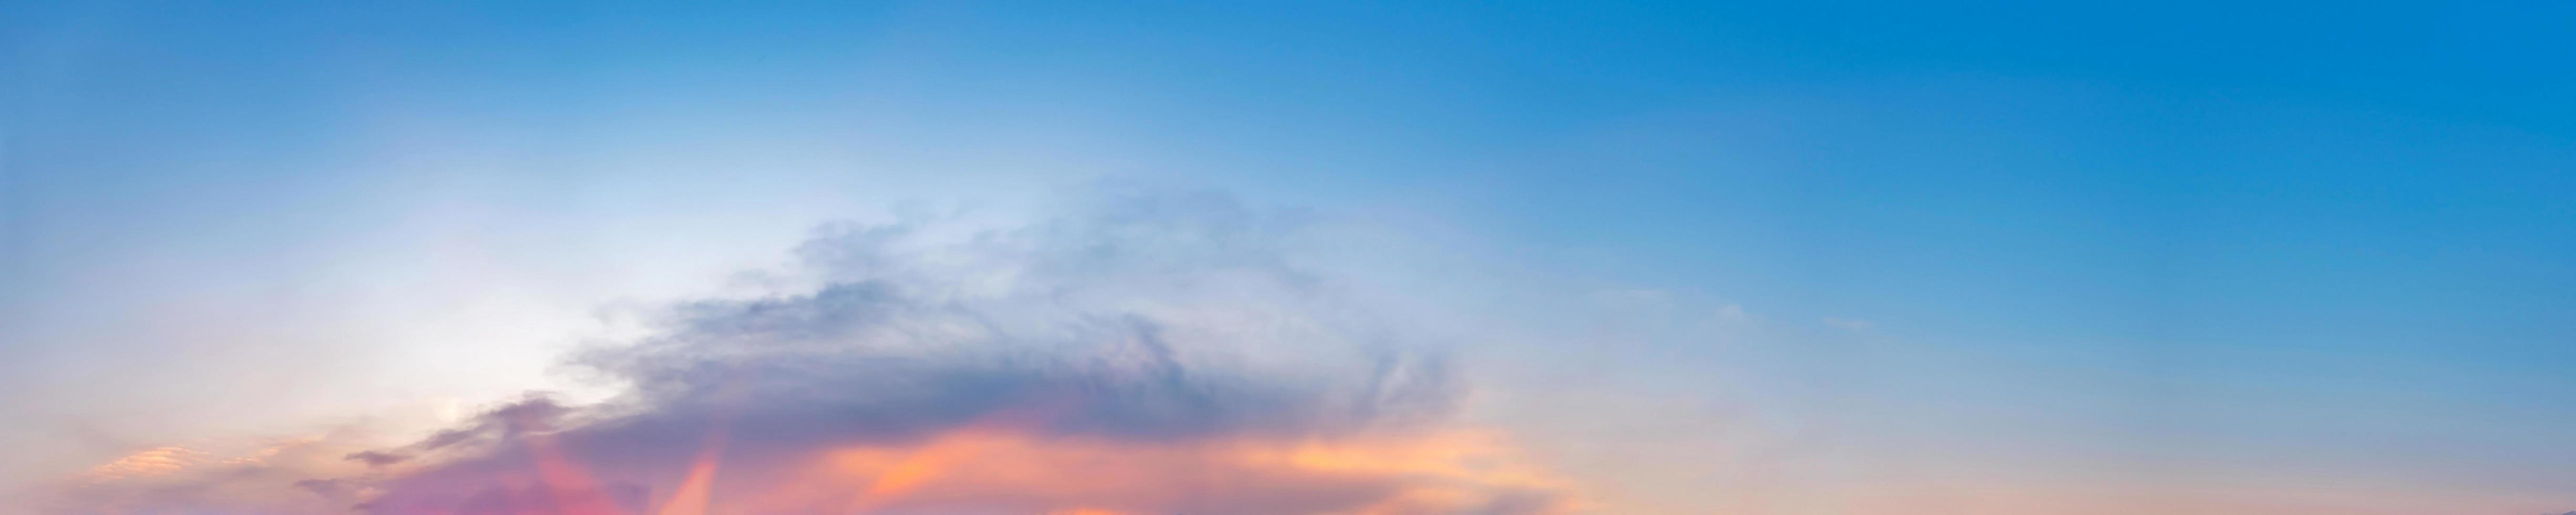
[
  {"left": 40, "top": 435, "right": 385, "bottom": 514},
  {"left": 49, "top": 188, "right": 1587, "bottom": 514},
  {"left": 344, "top": 451, "right": 411, "bottom": 468}
]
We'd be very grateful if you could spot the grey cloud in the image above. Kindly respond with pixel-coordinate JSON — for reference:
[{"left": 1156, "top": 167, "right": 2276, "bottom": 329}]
[{"left": 343, "top": 451, "right": 410, "bottom": 467}]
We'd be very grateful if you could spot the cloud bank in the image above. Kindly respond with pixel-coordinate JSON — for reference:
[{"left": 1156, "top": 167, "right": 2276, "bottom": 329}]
[{"left": 48, "top": 190, "right": 1584, "bottom": 514}]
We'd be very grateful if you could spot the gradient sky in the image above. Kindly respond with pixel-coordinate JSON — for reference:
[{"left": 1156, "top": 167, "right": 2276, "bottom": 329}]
[{"left": 6, "top": 2, "right": 2575, "bottom": 514}]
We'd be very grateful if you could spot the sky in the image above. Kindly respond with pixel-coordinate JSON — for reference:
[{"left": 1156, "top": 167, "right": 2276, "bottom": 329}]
[{"left": 4, "top": 1, "right": 2574, "bottom": 514}]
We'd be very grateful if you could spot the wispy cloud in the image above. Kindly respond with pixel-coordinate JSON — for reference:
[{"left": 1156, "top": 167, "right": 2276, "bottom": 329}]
[{"left": 50, "top": 188, "right": 1585, "bottom": 514}]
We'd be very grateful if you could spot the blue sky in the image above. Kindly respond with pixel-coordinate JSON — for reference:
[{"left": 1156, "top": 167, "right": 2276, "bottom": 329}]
[{"left": 6, "top": 2, "right": 2574, "bottom": 513}]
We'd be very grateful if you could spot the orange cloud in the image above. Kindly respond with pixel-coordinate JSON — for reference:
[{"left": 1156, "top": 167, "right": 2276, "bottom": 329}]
[
  {"left": 78, "top": 447, "right": 211, "bottom": 483},
  {"left": 48, "top": 436, "right": 381, "bottom": 514},
  {"left": 55, "top": 417, "right": 1584, "bottom": 515},
  {"left": 734, "top": 426, "right": 1581, "bottom": 514}
]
